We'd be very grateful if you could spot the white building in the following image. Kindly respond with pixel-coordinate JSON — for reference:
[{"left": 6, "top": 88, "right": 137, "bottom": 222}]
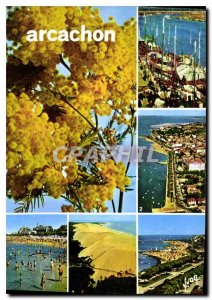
[{"left": 186, "top": 159, "right": 205, "bottom": 171}]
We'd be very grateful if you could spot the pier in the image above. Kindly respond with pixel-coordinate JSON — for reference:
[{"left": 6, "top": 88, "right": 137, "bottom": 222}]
[{"left": 152, "top": 151, "right": 185, "bottom": 213}]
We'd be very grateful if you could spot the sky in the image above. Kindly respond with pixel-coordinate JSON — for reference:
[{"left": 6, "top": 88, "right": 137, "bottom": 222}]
[
  {"left": 138, "top": 109, "right": 206, "bottom": 117},
  {"left": 7, "top": 197, "right": 67, "bottom": 213},
  {"left": 69, "top": 214, "right": 136, "bottom": 223},
  {"left": 138, "top": 215, "right": 205, "bottom": 235},
  {"left": 6, "top": 214, "right": 67, "bottom": 234},
  {"left": 97, "top": 6, "right": 136, "bottom": 24}
]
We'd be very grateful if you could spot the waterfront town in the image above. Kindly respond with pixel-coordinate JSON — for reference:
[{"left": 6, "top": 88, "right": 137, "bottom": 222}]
[
  {"left": 146, "top": 122, "right": 206, "bottom": 213},
  {"left": 142, "top": 240, "right": 191, "bottom": 263},
  {"left": 6, "top": 223, "right": 67, "bottom": 248},
  {"left": 138, "top": 235, "right": 205, "bottom": 295}
]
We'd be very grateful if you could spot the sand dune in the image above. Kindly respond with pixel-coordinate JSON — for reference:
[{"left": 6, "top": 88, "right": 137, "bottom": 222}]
[{"left": 73, "top": 223, "right": 136, "bottom": 281}]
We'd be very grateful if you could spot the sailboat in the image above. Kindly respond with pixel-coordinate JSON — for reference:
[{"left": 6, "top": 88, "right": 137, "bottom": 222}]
[
  {"left": 155, "top": 24, "right": 158, "bottom": 38},
  {"left": 198, "top": 31, "right": 201, "bottom": 66},
  {"left": 168, "top": 25, "right": 171, "bottom": 49},
  {"left": 173, "top": 26, "right": 177, "bottom": 69},
  {"left": 189, "top": 30, "right": 192, "bottom": 45}
]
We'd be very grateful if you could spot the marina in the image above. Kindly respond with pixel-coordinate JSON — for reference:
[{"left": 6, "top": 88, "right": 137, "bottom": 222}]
[{"left": 138, "top": 8, "right": 206, "bottom": 108}]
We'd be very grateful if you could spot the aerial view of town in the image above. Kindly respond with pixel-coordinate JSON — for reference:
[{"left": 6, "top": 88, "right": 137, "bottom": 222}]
[
  {"left": 68, "top": 215, "right": 136, "bottom": 295},
  {"left": 6, "top": 215, "right": 67, "bottom": 293},
  {"left": 138, "top": 215, "right": 206, "bottom": 295},
  {"left": 138, "top": 110, "right": 206, "bottom": 213},
  {"left": 138, "top": 7, "right": 206, "bottom": 108}
]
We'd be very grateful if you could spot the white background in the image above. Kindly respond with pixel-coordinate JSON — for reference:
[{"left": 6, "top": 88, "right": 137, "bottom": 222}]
[{"left": 0, "top": 0, "right": 210, "bottom": 299}]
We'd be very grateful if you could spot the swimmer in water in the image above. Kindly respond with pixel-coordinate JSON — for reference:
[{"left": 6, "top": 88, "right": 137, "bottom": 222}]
[
  {"left": 50, "top": 259, "right": 54, "bottom": 271},
  {"left": 40, "top": 273, "right": 46, "bottom": 290},
  {"left": 33, "top": 260, "right": 37, "bottom": 270},
  {"left": 58, "top": 264, "right": 63, "bottom": 282},
  {"left": 19, "top": 273, "right": 22, "bottom": 285}
]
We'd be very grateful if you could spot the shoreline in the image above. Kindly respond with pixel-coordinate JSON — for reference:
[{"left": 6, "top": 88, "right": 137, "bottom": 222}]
[
  {"left": 103, "top": 223, "right": 136, "bottom": 237},
  {"left": 72, "top": 223, "right": 136, "bottom": 281},
  {"left": 72, "top": 222, "right": 136, "bottom": 237},
  {"left": 138, "top": 11, "right": 206, "bottom": 22},
  {"left": 142, "top": 240, "right": 190, "bottom": 264},
  {"left": 140, "top": 135, "right": 169, "bottom": 156},
  {"left": 140, "top": 252, "right": 161, "bottom": 265},
  {"left": 6, "top": 236, "right": 67, "bottom": 249},
  {"left": 157, "top": 161, "right": 168, "bottom": 165}
]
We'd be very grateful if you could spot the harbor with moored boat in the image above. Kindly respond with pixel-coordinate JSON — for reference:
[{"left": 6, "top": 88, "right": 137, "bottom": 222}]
[{"left": 138, "top": 8, "right": 206, "bottom": 108}]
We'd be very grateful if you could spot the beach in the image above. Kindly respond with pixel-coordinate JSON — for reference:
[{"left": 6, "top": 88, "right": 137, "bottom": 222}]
[
  {"left": 139, "top": 136, "right": 169, "bottom": 156},
  {"left": 73, "top": 223, "right": 136, "bottom": 281},
  {"left": 6, "top": 237, "right": 67, "bottom": 292},
  {"left": 7, "top": 235, "right": 67, "bottom": 249},
  {"left": 145, "top": 137, "right": 169, "bottom": 156},
  {"left": 142, "top": 240, "right": 190, "bottom": 263}
]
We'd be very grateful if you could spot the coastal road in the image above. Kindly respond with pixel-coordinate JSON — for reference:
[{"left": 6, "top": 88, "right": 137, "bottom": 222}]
[{"left": 138, "top": 261, "right": 203, "bottom": 294}]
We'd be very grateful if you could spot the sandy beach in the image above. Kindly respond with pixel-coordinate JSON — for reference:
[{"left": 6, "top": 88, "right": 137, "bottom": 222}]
[
  {"left": 143, "top": 241, "right": 190, "bottom": 263},
  {"left": 6, "top": 235, "right": 67, "bottom": 249},
  {"left": 73, "top": 223, "right": 136, "bottom": 281},
  {"left": 139, "top": 136, "right": 169, "bottom": 156},
  {"left": 146, "top": 138, "right": 169, "bottom": 156}
]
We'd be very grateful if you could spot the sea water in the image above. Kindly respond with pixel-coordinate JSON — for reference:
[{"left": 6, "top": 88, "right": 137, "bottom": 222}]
[
  {"left": 6, "top": 243, "right": 67, "bottom": 292},
  {"left": 139, "top": 12, "right": 206, "bottom": 67},
  {"left": 104, "top": 221, "right": 136, "bottom": 236},
  {"left": 138, "top": 235, "right": 195, "bottom": 271}
]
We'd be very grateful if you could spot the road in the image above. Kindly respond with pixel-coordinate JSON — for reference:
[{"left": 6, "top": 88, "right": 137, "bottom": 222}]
[{"left": 138, "top": 261, "right": 203, "bottom": 294}]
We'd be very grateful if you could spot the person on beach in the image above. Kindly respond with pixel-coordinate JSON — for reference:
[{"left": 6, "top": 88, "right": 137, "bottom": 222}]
[
  {"left": 15, "top": 261, "right": 19, "bottom": 270},
  {"left": 19, "top": 273, "right": 22, "bottom": 285},
  {"left": 33, "top": 260, "right": 36, "bottom": 270},
  {"left": 29, "top": 262, "right": 33, "bottom": 269},
  {"left": 50, "top": 259, "right": 54, "bottom": 271},
  {"left": 40, "top": 272, "right": 46, "bottom": 290},
  {"left": 58, "top": 264, "right": 63, "bottom": 282},
  {"left": 21, "top": 260, "right": 24, "bottom": 267}
]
